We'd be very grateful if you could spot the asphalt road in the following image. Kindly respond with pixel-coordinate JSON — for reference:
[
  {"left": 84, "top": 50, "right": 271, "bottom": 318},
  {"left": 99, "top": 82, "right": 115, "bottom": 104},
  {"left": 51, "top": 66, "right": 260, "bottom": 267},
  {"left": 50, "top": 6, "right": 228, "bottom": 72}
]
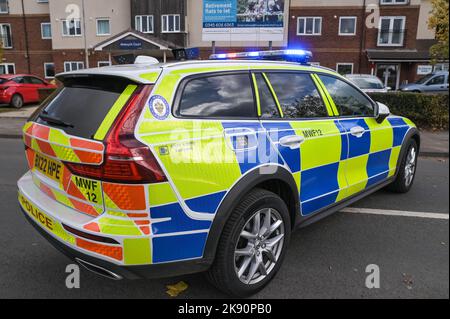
[{"left": 0, "top": 138, "right": 448, "bottom": 299}]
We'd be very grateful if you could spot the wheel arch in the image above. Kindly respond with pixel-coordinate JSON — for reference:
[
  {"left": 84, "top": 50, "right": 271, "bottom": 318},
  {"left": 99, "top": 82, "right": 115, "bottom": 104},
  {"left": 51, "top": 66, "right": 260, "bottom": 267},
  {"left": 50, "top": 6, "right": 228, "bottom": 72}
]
[
  {"left": 202, "top": 165, "right": 300, "bottom": 263},
  {"left": 10, "top": 92, "right": 24, "bottom": 106},
  {"left": 394, "top": 127, "right": 421, "bottom": 178}
]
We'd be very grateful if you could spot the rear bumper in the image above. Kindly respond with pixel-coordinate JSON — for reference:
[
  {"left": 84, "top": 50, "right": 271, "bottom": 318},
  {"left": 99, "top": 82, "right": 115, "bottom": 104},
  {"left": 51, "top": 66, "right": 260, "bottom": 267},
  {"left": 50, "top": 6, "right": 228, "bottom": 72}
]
[
  {"left": 21, "top": 208, "right": 211, "bottom": 279},
  {"left": 0, "top": 94, "right": 11, "bottom": 104},
  {"left": 17, "top": 172, "right": 212, "bottom": 280}
]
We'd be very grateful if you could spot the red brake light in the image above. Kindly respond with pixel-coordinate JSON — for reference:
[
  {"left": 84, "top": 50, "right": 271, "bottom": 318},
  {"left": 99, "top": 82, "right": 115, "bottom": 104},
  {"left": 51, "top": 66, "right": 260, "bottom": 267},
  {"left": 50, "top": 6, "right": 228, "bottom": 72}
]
[{"left": 65, "top": 85, "right": 167, "bottom": 184}]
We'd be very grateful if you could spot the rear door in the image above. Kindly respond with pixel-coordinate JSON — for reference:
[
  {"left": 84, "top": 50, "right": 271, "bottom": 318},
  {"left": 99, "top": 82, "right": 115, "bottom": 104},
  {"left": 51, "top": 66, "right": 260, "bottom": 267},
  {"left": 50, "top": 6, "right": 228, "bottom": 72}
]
[
  {"left": 255, "top": 70, "right": 348, "bottom": 216},
  {"left": 25, "top": 76, "right": 47, "bottom": 102},
  {"left": 23, "top": 75, "right": 138, "bottom": 218}
]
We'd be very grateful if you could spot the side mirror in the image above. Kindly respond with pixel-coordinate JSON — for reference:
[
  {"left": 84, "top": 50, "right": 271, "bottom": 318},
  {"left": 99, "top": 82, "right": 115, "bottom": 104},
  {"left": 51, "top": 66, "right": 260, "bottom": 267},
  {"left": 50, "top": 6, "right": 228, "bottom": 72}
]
[
  {"left": 376, "top": 102, "right": 390, "bottom": 123},
  {"left": 386, "top": 86, "right": 392, "bottom": 91}
]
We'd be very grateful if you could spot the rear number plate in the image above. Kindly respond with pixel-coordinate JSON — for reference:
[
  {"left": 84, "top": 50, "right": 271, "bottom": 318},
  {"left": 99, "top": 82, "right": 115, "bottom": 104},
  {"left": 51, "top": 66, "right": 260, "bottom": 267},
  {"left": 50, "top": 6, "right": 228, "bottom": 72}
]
[{"left": 34, "top": 153, "right": 63, "bottom": 183}]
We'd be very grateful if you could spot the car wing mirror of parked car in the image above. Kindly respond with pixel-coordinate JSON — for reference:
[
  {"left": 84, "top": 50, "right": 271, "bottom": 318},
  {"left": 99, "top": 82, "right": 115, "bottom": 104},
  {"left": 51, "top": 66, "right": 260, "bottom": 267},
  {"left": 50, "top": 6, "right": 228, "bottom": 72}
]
[
  {"left": 376, "top": 102, "right": 391, "bottom": 124},
  {"left": 386, "top": 86, "right": 392, "bottom": 91}
]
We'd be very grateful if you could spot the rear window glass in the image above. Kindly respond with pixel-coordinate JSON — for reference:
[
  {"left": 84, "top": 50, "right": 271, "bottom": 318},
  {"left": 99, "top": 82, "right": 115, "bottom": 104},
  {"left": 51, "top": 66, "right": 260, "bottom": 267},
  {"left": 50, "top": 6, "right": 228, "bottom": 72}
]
[
  {"left": 34, "top": 75, "right": 135, "bottom": 139},
  {"left": 0, "top": 78, "right": 8, "bottom": 84},
  {"left": 178, "top": 73, "right": 256, "bottom": 118}
]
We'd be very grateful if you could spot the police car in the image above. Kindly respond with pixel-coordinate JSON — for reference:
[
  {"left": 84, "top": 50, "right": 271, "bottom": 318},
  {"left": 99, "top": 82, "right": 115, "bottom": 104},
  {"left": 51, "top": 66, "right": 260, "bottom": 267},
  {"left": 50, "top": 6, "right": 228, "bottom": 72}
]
[{"left": 17, "top": 50, "right": 420, "bottom": 296}]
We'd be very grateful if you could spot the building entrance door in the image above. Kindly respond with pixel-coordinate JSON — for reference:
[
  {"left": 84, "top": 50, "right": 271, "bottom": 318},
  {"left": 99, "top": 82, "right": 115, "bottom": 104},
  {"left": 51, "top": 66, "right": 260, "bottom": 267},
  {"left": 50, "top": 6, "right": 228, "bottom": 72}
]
[{"left": 376, "top": 64, "right": 400, "bottom": 90}]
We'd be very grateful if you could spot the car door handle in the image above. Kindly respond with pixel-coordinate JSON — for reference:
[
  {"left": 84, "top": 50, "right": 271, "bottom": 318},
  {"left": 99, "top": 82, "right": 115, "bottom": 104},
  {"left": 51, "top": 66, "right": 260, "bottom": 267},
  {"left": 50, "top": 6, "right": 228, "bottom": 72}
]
[
  {"left": 279, "top": 135, "right": 305, "bottom": 149},
  {"left": 350, "top": 126, "right": 366, "bottom": 138}
]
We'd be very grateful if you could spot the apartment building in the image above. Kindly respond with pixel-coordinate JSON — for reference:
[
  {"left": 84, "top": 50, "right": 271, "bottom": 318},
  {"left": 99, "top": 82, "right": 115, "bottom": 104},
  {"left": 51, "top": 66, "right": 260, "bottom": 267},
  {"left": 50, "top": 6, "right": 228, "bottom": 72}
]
[
  {"left": 1, "top": 0, "right": 446, "bottom": 89},
  {"left": 0, "top": 0, "right": 52, "bottom": 77},
  {"left": 288, "top": 0, "right": 447, "bottom": 89},
  {"left": 0, "top": 0, "right": 188, "bottom": 77},
  {"left": 0, "top": 0, "right": 130, "bottom": 77},
  {"left": 92, "top": 0, "right": 186, "bottom": 63}
]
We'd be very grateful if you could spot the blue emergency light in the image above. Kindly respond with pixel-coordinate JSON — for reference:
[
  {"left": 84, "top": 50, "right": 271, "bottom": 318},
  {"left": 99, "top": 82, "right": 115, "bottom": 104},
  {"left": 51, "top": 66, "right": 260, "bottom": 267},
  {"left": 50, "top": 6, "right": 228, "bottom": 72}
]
[{"left": 209, "top": 49, "right": 313, "bottom": 64}]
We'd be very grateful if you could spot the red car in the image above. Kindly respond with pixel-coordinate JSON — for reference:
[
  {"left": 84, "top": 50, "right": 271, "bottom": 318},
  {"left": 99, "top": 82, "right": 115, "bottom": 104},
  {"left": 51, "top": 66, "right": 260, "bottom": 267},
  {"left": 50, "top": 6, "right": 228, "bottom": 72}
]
[{"left": 0, "top": 74, "right": 57, "bottom": 108}]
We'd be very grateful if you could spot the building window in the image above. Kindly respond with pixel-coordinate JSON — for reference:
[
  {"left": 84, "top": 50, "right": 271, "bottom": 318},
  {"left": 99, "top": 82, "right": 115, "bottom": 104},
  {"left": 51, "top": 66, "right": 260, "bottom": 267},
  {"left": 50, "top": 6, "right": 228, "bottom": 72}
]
[
  {"left": 41, "top": 22, "right": 52, "bottom": 39},
  {"left": 62, "top": 19, "right": 82, "bottom": 37},
  {"left": 434, "top": 63, "right": 449, "bottom": 72},
  {"left": 378, "top": 16, "right": 406, "bottom": 46},
  {"left": 0, "top": 23, "right": 12, "bottom": 48},
  {"left": 0, "top": 0, "right": 8, "bottom": 14},
  {"left": 135, "top": 15, "right": 154, "bottom": 33},
  {"left": 98, "top": 61, "right": 111, "bottom": 67},
  {"left": 96, "top": 19, "right": 110, "bottom": 36},
  {"left": 297, "top": 17, "right": 322, "bottom": 35},
  {"left": 380, "top": 0, "right": 409, "bottom": 5},
  {"left": 37, "top": 0, "right": 49, "bottom": 3},
  {"left": 161, "top": 14, "right": 181, "bottom": 33},
  {"left": 44, "top": 63, "right": 55, "bottom": 78},
  {"left": 64, "top": 61, "right": 84, "bottom": 72},
  {"left": 336, "top": 63, "right": 354, "bottom": 75},
  {"left": 0, "top": 63, "right": 15, "bottom": 75},
  {"left": 339, "top": 17, "right": 357, "bottom": 35}
]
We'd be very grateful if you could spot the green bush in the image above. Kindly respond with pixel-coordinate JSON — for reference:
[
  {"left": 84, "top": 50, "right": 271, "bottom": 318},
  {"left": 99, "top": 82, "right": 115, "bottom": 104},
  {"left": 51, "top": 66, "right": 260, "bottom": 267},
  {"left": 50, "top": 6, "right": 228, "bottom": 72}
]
[{"left": 368, "top": 92, "right": 449, "bottom": 130}]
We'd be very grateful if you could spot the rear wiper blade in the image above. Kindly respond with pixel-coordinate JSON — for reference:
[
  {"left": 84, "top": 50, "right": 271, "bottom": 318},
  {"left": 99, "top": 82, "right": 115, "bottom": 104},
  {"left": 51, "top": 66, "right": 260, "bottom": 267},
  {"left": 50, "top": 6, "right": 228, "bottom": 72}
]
[{"left": 38, "top": 113, "right": 74, "bottom": 128}]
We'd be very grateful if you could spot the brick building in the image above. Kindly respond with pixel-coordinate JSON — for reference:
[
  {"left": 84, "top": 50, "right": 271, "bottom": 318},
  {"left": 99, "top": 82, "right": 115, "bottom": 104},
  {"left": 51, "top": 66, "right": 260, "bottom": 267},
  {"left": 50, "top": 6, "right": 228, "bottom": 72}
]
[
  {"left": 287, "top": 0, "right": 447, "bottom": 89},
  {"left": 0, "top": 0, "right": 130, "bottom": 78},
  {"left": 188, "top": 0, "right": 447, "bottom": 90},
  {"left": 1, "top": 0, "right": 447, "bottom": 90}
]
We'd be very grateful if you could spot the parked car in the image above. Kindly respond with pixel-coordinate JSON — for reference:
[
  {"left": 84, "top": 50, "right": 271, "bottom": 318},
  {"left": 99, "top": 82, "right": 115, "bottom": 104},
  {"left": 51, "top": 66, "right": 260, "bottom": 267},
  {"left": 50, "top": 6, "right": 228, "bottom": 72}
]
[
  {"left": 400, "top": 71, "right": 449, "bottom": 93},
  {"left": 0, "top": 74, "right": 57, "bottom": 108},
  {"left": 18, "top": 51, "right": 420, "bottom": 297},
  {"left": 345, "top": 74, "right": 389, "bottom": 93}
]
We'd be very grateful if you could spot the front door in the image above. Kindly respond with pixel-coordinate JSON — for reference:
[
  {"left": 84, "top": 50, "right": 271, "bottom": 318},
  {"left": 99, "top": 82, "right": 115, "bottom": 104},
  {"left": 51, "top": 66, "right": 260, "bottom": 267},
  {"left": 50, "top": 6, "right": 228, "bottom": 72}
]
[
  {"left": 376, "top": 64, "right": 400, "bottom": 90},
  {"left": 423, "top": 74, "right": 449, "bottom": 93},
  {"left": 317, "top": 74, "right": 396, "bottom": 199}
]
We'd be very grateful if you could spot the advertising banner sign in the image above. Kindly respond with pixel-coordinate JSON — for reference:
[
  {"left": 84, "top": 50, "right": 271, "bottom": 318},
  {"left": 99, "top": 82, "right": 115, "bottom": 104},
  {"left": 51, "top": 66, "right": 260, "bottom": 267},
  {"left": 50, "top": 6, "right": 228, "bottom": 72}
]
[{"left": 202, "top": 0, "right": 285, "bottom": 42}]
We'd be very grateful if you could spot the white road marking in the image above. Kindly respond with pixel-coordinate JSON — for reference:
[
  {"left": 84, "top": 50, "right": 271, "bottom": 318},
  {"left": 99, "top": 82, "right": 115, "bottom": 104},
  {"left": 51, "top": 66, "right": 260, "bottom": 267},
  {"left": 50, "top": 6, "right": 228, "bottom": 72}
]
[{"left": 341, "top": 207, "right": 449, "bottom": 220}]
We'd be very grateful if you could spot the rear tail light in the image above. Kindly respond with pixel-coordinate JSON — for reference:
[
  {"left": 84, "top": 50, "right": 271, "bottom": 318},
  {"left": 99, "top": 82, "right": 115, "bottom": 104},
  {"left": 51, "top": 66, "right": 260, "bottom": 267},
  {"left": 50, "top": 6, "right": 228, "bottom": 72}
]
[{"left": 65, "top": 85, "right": 167, "bottom": 184}]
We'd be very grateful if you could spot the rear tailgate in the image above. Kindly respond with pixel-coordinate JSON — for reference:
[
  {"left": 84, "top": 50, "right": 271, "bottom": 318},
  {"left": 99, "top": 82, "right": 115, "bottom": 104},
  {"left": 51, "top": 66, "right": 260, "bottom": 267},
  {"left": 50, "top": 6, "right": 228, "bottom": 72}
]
[{"left": 23, "top": 74, "right": 139, "bottom": 217}]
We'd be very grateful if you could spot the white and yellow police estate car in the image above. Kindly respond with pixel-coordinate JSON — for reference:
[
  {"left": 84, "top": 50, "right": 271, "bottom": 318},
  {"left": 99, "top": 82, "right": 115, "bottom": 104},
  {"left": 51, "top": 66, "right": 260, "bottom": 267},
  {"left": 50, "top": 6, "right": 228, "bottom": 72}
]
[{"left": 17, "top": 50, "right": 420, "bottom": 296}]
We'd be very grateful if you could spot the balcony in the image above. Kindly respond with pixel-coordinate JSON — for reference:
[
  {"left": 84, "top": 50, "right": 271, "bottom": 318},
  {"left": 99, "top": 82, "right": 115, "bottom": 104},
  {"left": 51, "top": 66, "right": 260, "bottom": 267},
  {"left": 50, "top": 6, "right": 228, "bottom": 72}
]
[{"left": 377, "top": 29, "right": 407, "bottom": 47}]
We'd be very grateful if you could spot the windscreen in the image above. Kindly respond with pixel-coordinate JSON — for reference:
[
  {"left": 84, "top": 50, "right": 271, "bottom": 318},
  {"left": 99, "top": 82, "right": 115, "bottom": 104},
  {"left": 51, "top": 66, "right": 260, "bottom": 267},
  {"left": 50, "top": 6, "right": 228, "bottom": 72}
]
[
  {"left": 350, "top": 77, "right": 384, "bottom": 90},
  {"left": 34, "top": 75, "right": 136, "bottom": 139}
]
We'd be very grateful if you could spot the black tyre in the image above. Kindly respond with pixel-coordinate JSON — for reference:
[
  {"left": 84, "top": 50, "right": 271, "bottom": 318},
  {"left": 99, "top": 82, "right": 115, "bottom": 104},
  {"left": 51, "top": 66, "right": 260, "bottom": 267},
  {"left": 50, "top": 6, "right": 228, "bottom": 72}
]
[
  {"left": 10, "top": 94, "right": 24, "bottom": 109},
  {"left": 206, "top": 188, "right": 291, "bottom": 297},
  {"left": 387, "top": 139, "right": 418, "bottom": 193}
]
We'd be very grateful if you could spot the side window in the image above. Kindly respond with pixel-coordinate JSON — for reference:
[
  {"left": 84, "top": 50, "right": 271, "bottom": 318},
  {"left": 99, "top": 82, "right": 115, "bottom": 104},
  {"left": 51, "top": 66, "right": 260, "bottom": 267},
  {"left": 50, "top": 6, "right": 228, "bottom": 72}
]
[
  {"left": 266, "top": 72, "right": 328, "bottom": 118},
  {"left": 427, "top": 75, "right": 445, "bottom": 85},
  {"left": 12, "top": 77, "right": 25, "bottom": 84},
  {"left": 254, "top": 73, "right": 280, "bottom": 119},
  {"left": 27, "top": 77, "right": 44, "bottom": 85},
  {"left": 318, "top": 75, "right": 374, "bottom": 117},
  {"left": 178, "top": 73, "right": 256, "bottom": 118}
]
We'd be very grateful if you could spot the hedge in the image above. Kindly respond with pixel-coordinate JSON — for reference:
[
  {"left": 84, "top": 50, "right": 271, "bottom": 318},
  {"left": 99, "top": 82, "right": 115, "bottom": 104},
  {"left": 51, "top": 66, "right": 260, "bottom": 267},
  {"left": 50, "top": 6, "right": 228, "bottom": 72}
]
[{"left": 368, "top": 92, "right": 449, "bottom": 130}]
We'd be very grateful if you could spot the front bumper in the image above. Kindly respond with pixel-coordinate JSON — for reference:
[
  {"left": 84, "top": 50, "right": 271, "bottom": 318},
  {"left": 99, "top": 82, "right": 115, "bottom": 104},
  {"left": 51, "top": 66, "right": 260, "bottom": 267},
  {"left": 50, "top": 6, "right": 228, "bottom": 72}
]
[{"left": 18, "top": 172, "right": 211, "bottom": 280}]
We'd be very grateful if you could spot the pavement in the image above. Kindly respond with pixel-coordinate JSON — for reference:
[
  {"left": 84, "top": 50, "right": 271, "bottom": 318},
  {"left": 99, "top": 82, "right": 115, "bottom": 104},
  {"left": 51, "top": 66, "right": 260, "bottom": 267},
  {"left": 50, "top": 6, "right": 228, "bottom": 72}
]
[
  {"left": 0, "top": 138, "right": 448, "bottom": 299},
  {"left": 0, "top": 105, "right": 448, "bottom": 157}
]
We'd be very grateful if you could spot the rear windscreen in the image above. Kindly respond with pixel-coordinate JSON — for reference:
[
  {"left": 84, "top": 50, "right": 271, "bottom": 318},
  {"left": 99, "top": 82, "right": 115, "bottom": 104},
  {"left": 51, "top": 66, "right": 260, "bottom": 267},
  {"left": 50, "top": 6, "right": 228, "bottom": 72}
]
[{"left": 34, "top": 75, "right": 136, "bottom": 139}]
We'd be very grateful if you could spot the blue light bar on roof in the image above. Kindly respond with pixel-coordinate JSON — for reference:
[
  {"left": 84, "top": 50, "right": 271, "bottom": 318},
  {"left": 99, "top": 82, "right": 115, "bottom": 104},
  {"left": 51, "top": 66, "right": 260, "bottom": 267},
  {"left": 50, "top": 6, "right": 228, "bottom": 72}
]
[{"left": 209, "top": 49, "right": 313, "bottom": 64}]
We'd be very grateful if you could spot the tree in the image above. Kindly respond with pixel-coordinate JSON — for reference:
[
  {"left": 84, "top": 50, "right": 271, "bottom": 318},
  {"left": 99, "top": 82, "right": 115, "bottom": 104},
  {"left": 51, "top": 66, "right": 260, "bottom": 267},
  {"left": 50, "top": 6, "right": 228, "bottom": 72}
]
[{"left": 428, "top": 0, "right": 449, "bottom": 63}]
